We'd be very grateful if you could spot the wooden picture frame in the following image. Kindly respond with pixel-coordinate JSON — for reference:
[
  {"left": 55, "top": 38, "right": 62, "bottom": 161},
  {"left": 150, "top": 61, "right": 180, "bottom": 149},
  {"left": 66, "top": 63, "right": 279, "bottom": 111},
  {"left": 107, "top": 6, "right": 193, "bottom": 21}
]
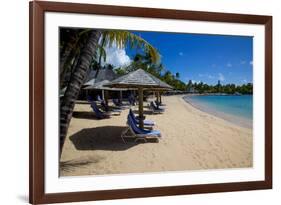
[{"left": 29, "top": 1, "right": 272, "bottom": 204}]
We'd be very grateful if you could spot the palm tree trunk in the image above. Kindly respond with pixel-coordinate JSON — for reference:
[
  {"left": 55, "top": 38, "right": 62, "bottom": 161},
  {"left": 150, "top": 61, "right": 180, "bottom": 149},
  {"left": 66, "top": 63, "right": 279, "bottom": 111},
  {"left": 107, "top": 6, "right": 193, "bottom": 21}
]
[
  {"left": 60, "top": 37, "right": 85, "bottom": 89},
  {"left": 59, "top": 30, "right": 101, "bottom": 156}
]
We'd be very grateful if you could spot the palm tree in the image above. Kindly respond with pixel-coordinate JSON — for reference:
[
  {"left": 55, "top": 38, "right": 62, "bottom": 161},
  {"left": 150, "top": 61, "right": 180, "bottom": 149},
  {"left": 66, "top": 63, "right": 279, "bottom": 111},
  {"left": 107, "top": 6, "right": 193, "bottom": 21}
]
[
  {"left": 59, "top": 29, "right": 160, "bottom": 156},
  {"left": 124, "top": 52, "right": 164, "bottom": 78},
  {"left": 175, "top": 72, "right": 180, "bottom": 79},
  {"left": 60, "top": 30, "right": 101, "bottom": 153}
]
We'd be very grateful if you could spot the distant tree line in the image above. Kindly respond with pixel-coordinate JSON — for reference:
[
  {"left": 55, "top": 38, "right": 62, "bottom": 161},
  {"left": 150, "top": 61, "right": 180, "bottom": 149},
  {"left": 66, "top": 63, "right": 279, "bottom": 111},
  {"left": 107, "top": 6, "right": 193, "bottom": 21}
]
[{"left": 186, "top": 80, "right": 253, "bottom": 95}]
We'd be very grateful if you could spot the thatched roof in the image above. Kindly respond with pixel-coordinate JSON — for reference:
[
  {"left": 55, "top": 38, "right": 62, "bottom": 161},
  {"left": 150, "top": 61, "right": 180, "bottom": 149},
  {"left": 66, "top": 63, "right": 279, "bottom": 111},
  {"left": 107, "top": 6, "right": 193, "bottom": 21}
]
[
  {"left": 104, "top": 69, "right": 173, "bottom": 90},
  {"left": 83, "top": 69, "right": 118, "bottom": 86},
  {"left": 84, "top": 80, "right": 129, "bottom": 91}
]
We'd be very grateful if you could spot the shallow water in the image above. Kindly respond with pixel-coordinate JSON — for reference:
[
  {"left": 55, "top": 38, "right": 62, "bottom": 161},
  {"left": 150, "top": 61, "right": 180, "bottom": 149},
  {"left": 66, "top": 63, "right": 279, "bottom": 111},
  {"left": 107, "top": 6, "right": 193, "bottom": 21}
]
[{"left": 183, "top": 95, "right": 253, "bottom": 128}]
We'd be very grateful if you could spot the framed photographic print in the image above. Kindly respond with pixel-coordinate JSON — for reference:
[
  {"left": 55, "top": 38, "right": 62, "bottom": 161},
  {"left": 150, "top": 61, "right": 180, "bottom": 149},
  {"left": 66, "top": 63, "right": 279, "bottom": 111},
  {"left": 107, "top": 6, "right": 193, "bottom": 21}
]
[{"left": 29, "top": 1, "right": 272, "bottom": 204}]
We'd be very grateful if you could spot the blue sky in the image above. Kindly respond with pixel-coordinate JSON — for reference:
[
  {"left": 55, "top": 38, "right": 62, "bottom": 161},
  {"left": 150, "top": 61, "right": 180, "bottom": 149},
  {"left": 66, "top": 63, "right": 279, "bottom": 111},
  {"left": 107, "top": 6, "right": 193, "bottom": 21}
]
[{"left": 104, "top": 31, "right": 253, "bottom": 85}]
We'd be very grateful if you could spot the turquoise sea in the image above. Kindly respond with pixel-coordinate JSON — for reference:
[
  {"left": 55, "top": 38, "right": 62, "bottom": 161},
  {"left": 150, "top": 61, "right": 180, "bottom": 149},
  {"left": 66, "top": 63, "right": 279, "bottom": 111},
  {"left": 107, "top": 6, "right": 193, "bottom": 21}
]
[{"left": 183, "top": 95, "right": 253, "bottom": 128}]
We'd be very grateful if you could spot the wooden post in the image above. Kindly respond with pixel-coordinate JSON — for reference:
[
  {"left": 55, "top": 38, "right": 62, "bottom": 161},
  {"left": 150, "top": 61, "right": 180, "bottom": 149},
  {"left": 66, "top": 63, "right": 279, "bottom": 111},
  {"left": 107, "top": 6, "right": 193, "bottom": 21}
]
[
  {"left": 157, "top": 91, "right": 159, "bottom": 102},
  {"left": 119, "top": 90, "right": 123, "bottom": 103},
  {"left": 102, "top": 90, "right": 105, "bottom": 101},
  {"left": 104, "top": 90, "right": 108, "bottom": 105},
  {"left": 85, "top": 89, "right": 88, "bottom": 99},
  {"left": 156, "top": 91, "right": 160, "bottom": 108},
  {"left": 160, "top": 92, "right": 162, "bottom": 104},
  {"left": 138, "top": 87, "right": 144, "bottom": 129}
]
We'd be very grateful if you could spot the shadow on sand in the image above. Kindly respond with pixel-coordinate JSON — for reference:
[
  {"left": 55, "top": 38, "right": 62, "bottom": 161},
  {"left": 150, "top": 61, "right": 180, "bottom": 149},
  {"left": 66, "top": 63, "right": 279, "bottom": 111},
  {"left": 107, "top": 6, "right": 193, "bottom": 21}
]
[
  {"left": 60, "top": 156, "right": 104, "bottom": 173},
  {"left": 69, "top": 126, "right": 138, "bottom": 151},
  {"left": 132, "top": 110, "right": 153, "bottom": 115},
  {"left": 72, "top": 111, "right": 99, "bottom": 120},
  {"left": 73, "top": 111, "right": 119, "bottom": 119}
]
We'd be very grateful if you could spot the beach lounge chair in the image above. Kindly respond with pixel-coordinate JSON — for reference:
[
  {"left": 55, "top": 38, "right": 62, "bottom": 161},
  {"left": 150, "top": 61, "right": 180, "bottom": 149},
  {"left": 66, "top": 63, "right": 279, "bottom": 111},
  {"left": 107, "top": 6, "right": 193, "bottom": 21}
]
[
  {"left": 87, "top": 95, "right": 94, "bottom": 102},
  {"left": 90, "top": 101, "right": 110, "bottom": 119},
  {"left": 101, "top": 100, "right": 121, "bottom": 115},
  {"left": 113, "top": 98, "right": 121, "bottom": 106},
  {"left": 155, "top": 100, "right": 166, "bottom": 107},
  {"left": 112, "top": 99, "right": 128, "bottom": 109},
  {"left": 128, "top": 94, "right": 136, "bottom": 105},
  {"left": 150, "top": 101, "right": 165, "bottom": 114},
  {"left": 121, "top": 114, "right": 161, "bottom": 143},
  {"left": 129, "top": 109, "right": 155, "bottom": 127},
  {"left": 96, "top": 95, "right": 103, "bottom": 102}
]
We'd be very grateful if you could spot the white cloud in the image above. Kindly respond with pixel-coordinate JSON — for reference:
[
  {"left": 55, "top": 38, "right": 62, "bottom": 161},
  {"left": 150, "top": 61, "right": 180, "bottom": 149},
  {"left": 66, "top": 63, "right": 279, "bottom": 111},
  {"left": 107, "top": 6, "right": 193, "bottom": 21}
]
[
  {"left": 218, "top": 73, "right": 225, "bottom": 81},
  {"left": 179, "top": 52, "right": 184, "bottom": 56},
  {"left": 243, "top": 79, "right": 247, "bottom": 83},
  {"left": 101, "top": 44, "right": 131, "bottom": 67},
  {"left": 250, "top": 61, "right": 253, "bottom": 66},
  {"left": 226, "top": 62, "right": 232, "bottom": 67}
]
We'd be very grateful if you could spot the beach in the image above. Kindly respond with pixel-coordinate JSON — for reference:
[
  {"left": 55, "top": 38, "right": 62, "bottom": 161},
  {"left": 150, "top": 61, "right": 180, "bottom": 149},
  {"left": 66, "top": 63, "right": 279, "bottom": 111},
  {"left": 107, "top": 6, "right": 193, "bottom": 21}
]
[{"left": 60, "top": 95, "right": 253, "bottom": 176}]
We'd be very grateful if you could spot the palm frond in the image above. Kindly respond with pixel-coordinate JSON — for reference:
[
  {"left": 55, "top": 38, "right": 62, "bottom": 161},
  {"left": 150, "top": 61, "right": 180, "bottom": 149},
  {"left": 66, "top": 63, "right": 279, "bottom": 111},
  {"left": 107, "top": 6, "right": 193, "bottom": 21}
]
[
  {"left": 102, "top": 31, "right": 160, "bottom": 64},
  {"left": 97, "top": 45, "right": 106, "bottom": 63}
]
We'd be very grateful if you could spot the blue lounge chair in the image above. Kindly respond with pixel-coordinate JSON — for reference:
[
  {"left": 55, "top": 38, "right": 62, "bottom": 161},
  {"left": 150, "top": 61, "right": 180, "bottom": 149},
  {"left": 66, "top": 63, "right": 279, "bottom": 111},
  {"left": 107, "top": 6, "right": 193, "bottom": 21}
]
[
  {"left": 128, "top": 94, "right": 136, "bottom": 105},
  {"left": 87, "top": 95, "right": 94, "bottom": 102},
  {"left": 90, "top": 101, "right": 110, "bottom": 119},
  {"left": 112, "top": 98, "right": 120, "bottom": 106},
  {"left": 101, "top": 100, "right": 121, "bottom": 115},
  {"left": 112, "top": 99, "right": 128, "bottom": 109},
  {"left": 129, "top": 109, "right": 155, "bottom": 127},
  {"left": 96, "top": 95, "right": 103, "bottom": 102},
  {"left": 150, "top": 101, "right": 165, "bottom": 114},
  {"left": 155, "top": 100, "right": 166, "bottom": 107},
  {"left": 121, "top": 114, "right": 161, "bottom": 143}
]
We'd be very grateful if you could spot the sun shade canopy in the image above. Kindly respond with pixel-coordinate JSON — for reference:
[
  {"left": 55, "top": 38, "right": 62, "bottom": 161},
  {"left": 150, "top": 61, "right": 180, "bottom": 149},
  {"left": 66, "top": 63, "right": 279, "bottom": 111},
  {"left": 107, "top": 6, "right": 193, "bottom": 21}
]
[
  {"left": 104, "top": 69, "right": 173, "bottom": 90},
  {"left": 104, "top": 69, "right": 173, "bottom": 129},
  {"left": 84, "top": 80, "right": 129, "bottom": 91}
]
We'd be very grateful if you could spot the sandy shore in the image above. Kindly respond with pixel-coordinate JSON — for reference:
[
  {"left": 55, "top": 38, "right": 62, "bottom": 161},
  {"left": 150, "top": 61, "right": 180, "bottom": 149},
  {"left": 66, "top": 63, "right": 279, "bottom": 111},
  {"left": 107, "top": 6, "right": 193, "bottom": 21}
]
[{"left": 60, "top": 95, "right": 253, "bottom": 176}]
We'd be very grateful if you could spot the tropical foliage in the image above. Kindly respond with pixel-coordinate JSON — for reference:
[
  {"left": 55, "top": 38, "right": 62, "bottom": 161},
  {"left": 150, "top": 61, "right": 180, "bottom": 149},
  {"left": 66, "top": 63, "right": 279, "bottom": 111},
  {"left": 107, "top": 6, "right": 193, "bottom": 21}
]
[
  {"left": 187, "top": 80, "right": 253, "bottom": 94},
  {"left": 114, "top": 52, "right": 187, "bottom": 91}
]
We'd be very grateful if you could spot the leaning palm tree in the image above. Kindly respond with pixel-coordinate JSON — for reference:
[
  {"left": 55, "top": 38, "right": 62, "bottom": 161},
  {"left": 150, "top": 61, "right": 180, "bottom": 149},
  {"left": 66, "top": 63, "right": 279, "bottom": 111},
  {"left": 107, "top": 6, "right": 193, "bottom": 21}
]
[{"left": 59, "top": 29, "right": 160, "bottom": 156}]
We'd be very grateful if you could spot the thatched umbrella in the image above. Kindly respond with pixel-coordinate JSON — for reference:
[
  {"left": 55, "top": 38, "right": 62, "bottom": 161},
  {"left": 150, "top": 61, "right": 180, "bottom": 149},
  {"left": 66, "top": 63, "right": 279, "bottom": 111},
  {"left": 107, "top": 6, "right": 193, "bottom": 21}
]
[{"left": 105, "top": 69, "right": 173, "bottom": 128}]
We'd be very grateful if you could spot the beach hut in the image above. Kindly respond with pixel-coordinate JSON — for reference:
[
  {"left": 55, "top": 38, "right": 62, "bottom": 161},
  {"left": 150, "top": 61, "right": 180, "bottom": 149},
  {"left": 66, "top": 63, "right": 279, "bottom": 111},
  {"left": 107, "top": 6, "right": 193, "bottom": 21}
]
[{"left": 105, "top": 69, "right": 173, "bottom": 128}]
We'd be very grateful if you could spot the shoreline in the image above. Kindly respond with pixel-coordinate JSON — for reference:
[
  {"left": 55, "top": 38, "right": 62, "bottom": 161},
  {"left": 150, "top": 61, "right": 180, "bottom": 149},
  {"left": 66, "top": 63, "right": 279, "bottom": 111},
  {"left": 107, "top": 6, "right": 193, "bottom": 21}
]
[
  {"left": 182, "top": 95, "right": 252, "bottom": 129},
  {"left": 165, "top": 92, "right": 253, "bottom": 97}
]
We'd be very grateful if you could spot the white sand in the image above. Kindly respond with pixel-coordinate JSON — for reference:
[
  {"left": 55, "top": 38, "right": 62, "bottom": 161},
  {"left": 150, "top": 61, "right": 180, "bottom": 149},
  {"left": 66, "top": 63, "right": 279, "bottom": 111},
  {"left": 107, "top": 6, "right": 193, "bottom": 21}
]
[{"left": 60, "top": 95, "right": 252, "bottom": 176}]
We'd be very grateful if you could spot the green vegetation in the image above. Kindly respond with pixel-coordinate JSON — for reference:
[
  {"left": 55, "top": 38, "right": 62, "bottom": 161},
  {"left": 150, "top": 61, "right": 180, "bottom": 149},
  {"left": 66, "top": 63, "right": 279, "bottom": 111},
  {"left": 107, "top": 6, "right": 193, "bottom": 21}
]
[
  {"left": 113, "top": 52, "right": 187, "bottom": 91},
  {"left": 186, "top": 80, "right": 253, "bottom": 95}
]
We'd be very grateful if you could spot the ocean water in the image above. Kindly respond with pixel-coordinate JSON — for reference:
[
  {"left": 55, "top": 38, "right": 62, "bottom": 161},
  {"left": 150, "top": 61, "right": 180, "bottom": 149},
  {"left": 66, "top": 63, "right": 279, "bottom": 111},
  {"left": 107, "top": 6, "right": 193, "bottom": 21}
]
[{"left": 183, "top": 95, "right": 253, "bottom": 128}]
